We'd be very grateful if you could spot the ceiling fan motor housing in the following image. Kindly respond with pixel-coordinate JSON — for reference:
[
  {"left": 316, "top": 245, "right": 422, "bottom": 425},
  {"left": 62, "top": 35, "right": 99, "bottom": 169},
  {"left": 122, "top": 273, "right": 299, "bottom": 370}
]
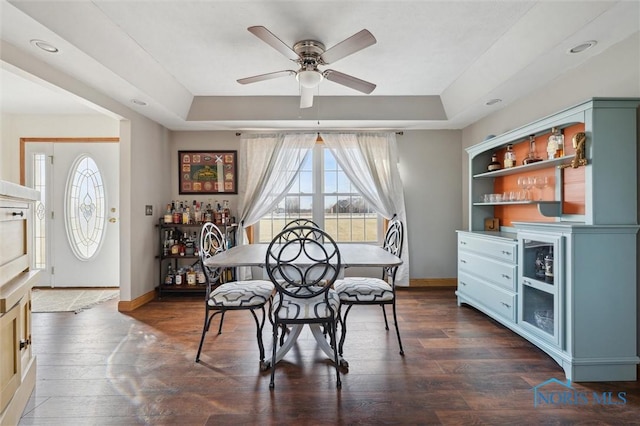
[{"left": 293, "top": 40, "right": 326, "bottom": 69}]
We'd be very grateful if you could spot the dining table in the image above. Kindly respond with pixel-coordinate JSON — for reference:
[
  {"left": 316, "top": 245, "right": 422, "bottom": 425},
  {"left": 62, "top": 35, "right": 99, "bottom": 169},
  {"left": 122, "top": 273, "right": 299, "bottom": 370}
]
[{"left": 203, "top": 242, "right": 403, "bottom": 368}]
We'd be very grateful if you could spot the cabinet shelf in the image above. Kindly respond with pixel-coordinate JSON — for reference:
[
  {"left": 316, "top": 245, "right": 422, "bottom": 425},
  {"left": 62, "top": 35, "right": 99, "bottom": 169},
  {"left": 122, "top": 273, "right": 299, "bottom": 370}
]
[
  {"left": 473, "top": 155, "right": 575, "bottom": 178},
  {"left": 521, "top": 277, "right": 554, "bottom": 294},
  {"left": 473, "top": 201, "right": 561, "bottom": 217}
]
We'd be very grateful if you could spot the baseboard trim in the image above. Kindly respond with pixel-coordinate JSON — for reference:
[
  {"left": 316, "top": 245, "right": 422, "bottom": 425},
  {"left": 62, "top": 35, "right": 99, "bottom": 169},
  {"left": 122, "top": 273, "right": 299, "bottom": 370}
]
[
  {"left": 118, "top": 289, "right": 156, "bottom": 312},
  {"left": 409, "top": 278, "right": 457, "bottom": 287},
  {"left": 117, "top": 279, "right": 457, "bottom": 310}
]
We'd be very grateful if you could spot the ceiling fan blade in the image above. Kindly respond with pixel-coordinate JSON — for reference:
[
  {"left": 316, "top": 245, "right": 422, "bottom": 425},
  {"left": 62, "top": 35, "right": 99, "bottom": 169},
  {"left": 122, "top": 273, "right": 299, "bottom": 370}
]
[
  {"left": 237, "top": 70, "right": 296, "bottom": 85},
  {"left": 247, "top": 26, "right": 299, "bottom": 61},
  {"left": 300, "top": 86, "right": 314, "bottom": 108},
  {"left": 320, "top": 29, "right": 376, "bottom": 64},
  {"left": 323, "top": 70, "right": 376, "bottom": 94}
]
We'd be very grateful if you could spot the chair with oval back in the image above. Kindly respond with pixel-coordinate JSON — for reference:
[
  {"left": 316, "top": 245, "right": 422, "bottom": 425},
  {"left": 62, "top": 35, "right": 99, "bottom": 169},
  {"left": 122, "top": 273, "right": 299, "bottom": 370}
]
[
  {"left": 265, "top": 225, "right": 342, "bottom": 389},
  {"left": 195, "top": 222, "right": 275, "bottom": 370},
  {"left": 334, "top": 217, "right": 405, "bottom": 358}
]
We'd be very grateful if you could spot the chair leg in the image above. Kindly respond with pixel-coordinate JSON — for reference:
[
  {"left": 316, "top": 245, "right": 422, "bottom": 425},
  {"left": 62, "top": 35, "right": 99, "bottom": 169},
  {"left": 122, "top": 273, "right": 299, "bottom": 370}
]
[
  {"left": 331, "top": 318, "right": 342, "bottom": 389},
  {"left": 217, "top": 311, "right": 226, "bottom": 334},
  {"left": 269, "top": 319, "right": 279, "bottom": 389},
  {"left": 279, "top": 324, "right": 288, "bottom": 346},
  {"left": 381, "top": 304, "right": 390, "bottom": 330},
  {"left": 391, "top": 300, "right": 404, "bottom": 355},
  {"left": 195, "top": 308, "right": 212, "bottom": 362},
  {"left": 338, "top": 305, "right": 353, "bottom": 357},
  {"left": 249, "top": 307, "right": 268, "bottom": 370}
]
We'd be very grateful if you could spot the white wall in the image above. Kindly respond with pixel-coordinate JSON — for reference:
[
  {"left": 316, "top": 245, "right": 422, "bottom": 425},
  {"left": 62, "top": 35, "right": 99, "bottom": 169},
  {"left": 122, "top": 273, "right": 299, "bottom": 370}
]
[
  {"left": 398, "top": 130, "right": 462, "bottom": 279},
  {"left": 0, "top": 114, "right": 119, "bottom": 182}
]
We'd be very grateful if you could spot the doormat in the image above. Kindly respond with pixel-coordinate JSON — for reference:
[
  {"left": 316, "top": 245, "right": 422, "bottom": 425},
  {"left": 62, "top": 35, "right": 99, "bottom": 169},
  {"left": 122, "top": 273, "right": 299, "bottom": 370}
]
[{"left": 31, "top": 288, "right": 119, "bottom": 313}]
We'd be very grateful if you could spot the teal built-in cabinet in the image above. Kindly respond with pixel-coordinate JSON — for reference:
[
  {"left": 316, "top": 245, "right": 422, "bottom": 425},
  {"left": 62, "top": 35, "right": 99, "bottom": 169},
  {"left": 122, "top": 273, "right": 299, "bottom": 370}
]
[{"left": 457, "top": 98, "right": 640, "bottom": 381}]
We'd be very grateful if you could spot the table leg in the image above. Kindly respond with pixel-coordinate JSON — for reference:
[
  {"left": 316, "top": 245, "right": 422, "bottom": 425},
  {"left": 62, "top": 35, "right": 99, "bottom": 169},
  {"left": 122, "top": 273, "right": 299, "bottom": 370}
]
[
  {"left": 264, "top": 324, "right": 348, "bottom": 368},
  {"left": 309, "top": 324, "right": 348, "bottom": 367}
]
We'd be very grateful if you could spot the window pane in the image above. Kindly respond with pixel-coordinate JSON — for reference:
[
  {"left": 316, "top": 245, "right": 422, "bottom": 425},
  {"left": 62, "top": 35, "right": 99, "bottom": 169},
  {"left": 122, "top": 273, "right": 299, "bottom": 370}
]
[
  {"left": 337, "top": 170, "right": 351, "bottom": 192},
  {"left": 324, "top": 169, "right": 337, "bottom": 193},
  {"left": 298, "top": 170, "right": 312, "bottom": 193},
  {"left": 325, "top": 195, "right": 377, "bottom": 242},
  {"left": 32, "top": 153, "right": 47, "bottom": 269}
]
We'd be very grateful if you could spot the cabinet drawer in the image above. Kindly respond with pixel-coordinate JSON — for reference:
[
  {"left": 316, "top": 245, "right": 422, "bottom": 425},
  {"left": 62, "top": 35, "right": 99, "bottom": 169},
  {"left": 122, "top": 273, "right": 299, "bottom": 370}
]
[
  {"left": 458, "top": 233, "right": 516, "bottom": 263},
  {"left": 458, "top": 250, "right": 516, "bottom": 291},
  {"left": 458, "top": 271, "right": 516, "bottom": 322}
]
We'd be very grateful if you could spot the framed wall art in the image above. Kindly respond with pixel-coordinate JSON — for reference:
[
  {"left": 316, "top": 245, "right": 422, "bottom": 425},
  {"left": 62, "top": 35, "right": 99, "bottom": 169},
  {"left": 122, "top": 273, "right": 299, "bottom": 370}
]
[{"left": 178, "top": 150, "right": 237, "bottom": 194}]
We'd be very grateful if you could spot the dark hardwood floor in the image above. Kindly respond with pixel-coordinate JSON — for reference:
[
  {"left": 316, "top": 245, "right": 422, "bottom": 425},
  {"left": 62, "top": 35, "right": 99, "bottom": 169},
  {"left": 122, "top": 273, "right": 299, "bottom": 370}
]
[{"left": 19, "top": 288, "right": 640, "bottom": 425}]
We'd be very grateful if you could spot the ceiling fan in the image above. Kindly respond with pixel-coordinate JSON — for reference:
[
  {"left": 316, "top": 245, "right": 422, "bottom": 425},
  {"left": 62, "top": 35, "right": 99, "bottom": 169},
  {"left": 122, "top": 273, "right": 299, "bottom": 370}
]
[{"left": 237, "top": 26, "right": 377, "bottom": 108}]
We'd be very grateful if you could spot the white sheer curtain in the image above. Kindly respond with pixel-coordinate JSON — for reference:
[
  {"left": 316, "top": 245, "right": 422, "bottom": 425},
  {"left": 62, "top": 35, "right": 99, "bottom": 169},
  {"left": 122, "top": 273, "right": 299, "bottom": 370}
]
[
  {"left": 322, "top": 132, "right": 410, "bottom": 286},
  {"left": 237, "top": 132, "right": 316, "bottom": 240}
]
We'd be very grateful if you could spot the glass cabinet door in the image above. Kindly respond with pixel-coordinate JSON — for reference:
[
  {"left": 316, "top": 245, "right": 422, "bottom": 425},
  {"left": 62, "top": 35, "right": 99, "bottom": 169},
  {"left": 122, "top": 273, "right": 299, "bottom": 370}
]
[{"left": 518, "top": 233, "right": 562, "bottom": 346}]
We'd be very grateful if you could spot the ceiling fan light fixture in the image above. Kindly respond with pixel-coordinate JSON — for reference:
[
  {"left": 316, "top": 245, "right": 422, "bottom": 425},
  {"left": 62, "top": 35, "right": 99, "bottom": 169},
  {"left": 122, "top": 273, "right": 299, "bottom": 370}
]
[{"left": 297, "top": 70, "right": 323, "bottom": 88}]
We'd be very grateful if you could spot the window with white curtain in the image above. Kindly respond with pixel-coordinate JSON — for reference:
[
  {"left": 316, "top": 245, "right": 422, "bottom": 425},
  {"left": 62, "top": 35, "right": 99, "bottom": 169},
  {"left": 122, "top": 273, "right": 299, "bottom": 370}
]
[{"left": 256, "top": 144, "right": 382, "bottom": 243}]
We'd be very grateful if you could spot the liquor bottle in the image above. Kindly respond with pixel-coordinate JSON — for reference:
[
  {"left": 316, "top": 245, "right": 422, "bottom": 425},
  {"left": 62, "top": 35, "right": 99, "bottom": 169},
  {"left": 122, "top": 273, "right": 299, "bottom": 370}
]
[
  {"left": 182, "top": 205, "right": 190, "bottom": 224},
  {"left": 174, "top": 268, "right": 183, "bottom": 285},
  {"left": 193, "top": 231, "right": 200, "bottom": 257},
  {"left": 204, "top": 201, "right": 213, "bottom": 223},
  {"left": 196, "top": 264, "right": 207, "bottom": 285},
  {"left": 162, "top": 234, "right": 170, "bottom": 257},
  {"left": 179, "top": 232, "right": 187, "bottom": 256},
  {"left": 535, "top": 250, "right": 545, "bottom": 279},
  {"left": 544, "top": 246, "right": 554, "bottom": 283},
  {"left": 503, "top": 144, "right": 516, "bottom": 168},
  {"left": 523, "top": 135, "right": 543, "bottom": 164},
  {"left": 487, "top": 152, "right": 502, "bottom": 171},
  {"left": 547, "top": 127, "right": 564, "bottom": 159},
  {"left": 223, "top": 200, "right": 231, "bottom": 225},
  {"left": 185, "top": 232, "right": 195, "bottom": 256},
  {"left": 172, "top": 201, "right": 181, "bottom": 224},
  {"left": 186, "top": 266, "right": 196, "bottom": 286},
  {"left": 164, "top": 204, "right": 173, "bottom": 224},
  {"left": 164, "top": 264, "right": 174, "bottom": 285},
  {"left": 214, "top": 200, "right": 222, "bottom": 225},
  {"left": 170, "top": 231, "right": 181, "bottom": 256},
  {"left": 194, "top": 201, "right": 202, "bottom": 224}
]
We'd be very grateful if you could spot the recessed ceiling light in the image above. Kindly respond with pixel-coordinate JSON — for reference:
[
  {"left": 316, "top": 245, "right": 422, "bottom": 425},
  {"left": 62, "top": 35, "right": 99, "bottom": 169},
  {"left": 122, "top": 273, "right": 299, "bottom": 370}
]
[
  {"left": 568, "top": 40, "right": 597, "bottom": 54},
  {"left": 131, "top": 99, "right": 148, "bottom": 106},
  {"left": 486, "top": 98, "right": 502, "bottom": 106},
  {"left": 30, "top": 39, "right": 59, "bottom": 53}
]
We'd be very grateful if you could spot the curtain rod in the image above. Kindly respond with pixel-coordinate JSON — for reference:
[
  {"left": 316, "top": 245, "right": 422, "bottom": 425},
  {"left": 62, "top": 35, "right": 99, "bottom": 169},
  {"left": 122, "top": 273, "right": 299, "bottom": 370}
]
[{"left": 235, "top": 131, "right": 404, "bottom": 136}]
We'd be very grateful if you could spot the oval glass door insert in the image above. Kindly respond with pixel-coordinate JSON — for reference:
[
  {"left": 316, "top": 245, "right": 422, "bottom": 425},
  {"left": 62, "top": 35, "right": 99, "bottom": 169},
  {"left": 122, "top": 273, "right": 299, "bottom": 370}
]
[{"left": 65, "top": 154, "right": 106, "bottom": 260}]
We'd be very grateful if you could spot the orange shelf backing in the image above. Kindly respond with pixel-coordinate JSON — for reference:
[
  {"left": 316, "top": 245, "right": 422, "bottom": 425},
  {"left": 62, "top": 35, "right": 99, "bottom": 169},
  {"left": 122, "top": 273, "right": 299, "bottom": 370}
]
[{"left": 489, "top": 123, "right": 585, "bottom": 226}]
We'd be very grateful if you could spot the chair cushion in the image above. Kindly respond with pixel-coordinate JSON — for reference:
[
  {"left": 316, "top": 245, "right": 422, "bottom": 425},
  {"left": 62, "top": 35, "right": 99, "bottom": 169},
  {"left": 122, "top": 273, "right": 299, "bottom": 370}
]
[
  {"left": 334, "top": 277, "right": 394, "bottom": 302},
  {"left": 273, "top": 288, "right": 340, "bottom": 320},
  {"left": 208, "top": 280, "right": 274, "bottom": 307}
]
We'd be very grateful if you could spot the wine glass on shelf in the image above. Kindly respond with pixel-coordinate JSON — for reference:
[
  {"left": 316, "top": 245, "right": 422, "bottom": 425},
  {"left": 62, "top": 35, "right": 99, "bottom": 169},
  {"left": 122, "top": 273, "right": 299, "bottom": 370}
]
[
  {"left": 534, "top": 176, "right": 548, "bottom": 200},
  {"left": 517, "top": 176, "right": 526, "bottom": 201}
]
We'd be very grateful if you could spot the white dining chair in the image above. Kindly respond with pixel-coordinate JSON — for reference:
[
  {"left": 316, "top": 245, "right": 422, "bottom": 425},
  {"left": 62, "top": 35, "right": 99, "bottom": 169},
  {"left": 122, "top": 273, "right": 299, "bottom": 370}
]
[
  {"left": 334, "top": 217, "right": 405, "bottom": 357},
  {"left": 265, "top": 225, "right": 343, "bottom": 389},
  {"left": 195, "top": 222, "right": 274, "bottom": 370}
]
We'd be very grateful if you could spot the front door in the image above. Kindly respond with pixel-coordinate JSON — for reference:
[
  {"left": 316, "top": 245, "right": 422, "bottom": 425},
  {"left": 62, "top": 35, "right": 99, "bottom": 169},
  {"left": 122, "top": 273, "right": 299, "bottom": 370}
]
[{"left": 23, "top": 140, "right": 119, "bottom": 287}]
